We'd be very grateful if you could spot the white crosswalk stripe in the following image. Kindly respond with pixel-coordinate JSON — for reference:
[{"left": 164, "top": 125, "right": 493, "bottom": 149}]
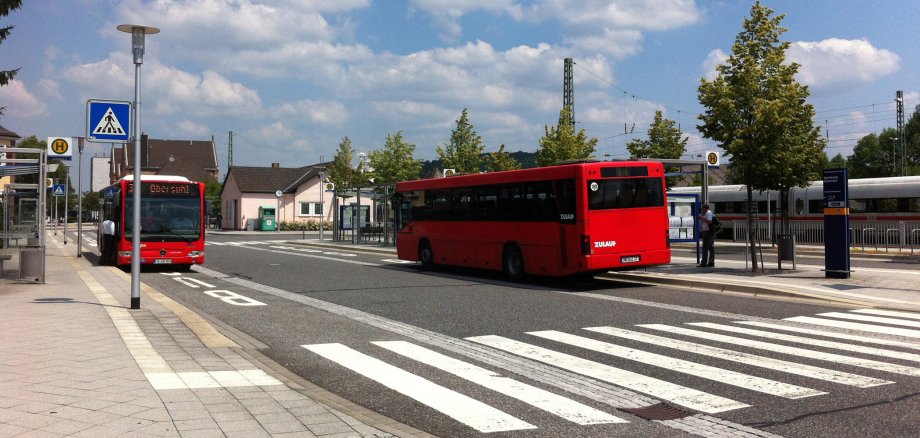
[
  {"left": 584, "top": 326, "right": 890, "bottom": 388},
  {"left": 467, "top": 334, "right": 749, "bottom": 414},
  {"left": 639, "top": 324, "right": 920, "bottom": 377},
  {"left": 528, "top": 330, "right": 824, "bottom": 399},
  {"left": 817, "top": 311, "right": 920, "bottom": 329},
  {"left": 373, "top": 341, "right": 625, "bottom": 425},
  {"left": 784, "top": 316, "right": 920, "bottom": 339},
  {"left": 852, "top": 308, "right": 920, "bottom": 321},
  {"left": 736, "top": 320, "right": 920, "bottom": 351},
  {"left": 688, "top": 322, "right": 920, "bottom": 363},
  {"left": 303, "top": 343, "right": 536, "bottom": 433}
]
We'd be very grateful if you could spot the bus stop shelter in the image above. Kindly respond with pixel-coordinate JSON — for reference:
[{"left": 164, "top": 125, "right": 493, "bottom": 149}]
[{"left": 1, "top": 147, "right": 48, "bottom": 282}]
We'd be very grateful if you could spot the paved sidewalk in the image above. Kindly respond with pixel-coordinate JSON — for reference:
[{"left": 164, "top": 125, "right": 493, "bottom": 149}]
[{"left": 0, "top": 234, "right": 425, "bottom": 437}]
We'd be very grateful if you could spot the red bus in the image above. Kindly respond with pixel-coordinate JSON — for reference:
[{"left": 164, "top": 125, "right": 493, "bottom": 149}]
[
  {"left": 98, "top": 175, "right": 206, "bottom": 270},
  {"left": 395, "top": 161, "right": 671, "bottom": 280}
]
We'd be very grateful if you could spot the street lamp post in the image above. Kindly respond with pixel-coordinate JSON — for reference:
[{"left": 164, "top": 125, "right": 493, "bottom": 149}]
[
  {"left": 76, "top": 137, "right": 85, "bottom": 257},
  {"left": 118, "top": 24, "right": 159, "bottom": 310}
]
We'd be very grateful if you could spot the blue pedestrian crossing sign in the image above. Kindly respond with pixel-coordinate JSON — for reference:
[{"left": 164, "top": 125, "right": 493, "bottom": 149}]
[
  {"left": 86, "top": 99, "right": 131, "bottom": 143},
  {"left": 52, "top": 184, "right": 66, "bottom": 197}
]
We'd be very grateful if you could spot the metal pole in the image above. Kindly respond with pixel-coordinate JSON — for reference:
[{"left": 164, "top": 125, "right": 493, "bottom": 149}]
[
  {"left": 77, "top": 137, "right": 84, "bottom": 257},
  {"left": 119, "top": 23, "right": 158, "bottom": 310},
  {"left": 319, "top": 172, "right": 324, "bottom": 241},
  {"left": 64, "top": 165, "right": 69, "bottom": 244}
]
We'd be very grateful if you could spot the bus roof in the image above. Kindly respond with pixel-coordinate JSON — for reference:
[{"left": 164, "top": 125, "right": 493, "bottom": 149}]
[
  {"left": 120, "top": 175, "right": 193, "bottom": 183},
  {"left": 396, "top": 161, "right": 664, "bottom": 191}
]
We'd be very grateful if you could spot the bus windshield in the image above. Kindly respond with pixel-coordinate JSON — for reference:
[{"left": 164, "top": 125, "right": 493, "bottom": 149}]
[{"left": 124, "top": 197, "right": 202, "bottom": 241}]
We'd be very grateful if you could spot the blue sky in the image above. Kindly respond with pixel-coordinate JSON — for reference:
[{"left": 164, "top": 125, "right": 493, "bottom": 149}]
[{"left": 1, "top": 0, "right": 917, "bottom": 183}]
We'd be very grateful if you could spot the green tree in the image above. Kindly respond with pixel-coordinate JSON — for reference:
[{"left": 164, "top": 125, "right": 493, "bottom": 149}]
[
  {"left": 825, "top": 152, "right": 847, "bottom": 170},
  {"left": 903, "top": 104, "right": 920, "bottom": 175},
  {"left": 536, "top": 106, "right": 598, "bottom": 167},
  {"left": 485, "top": 144, "right": 522, "bottom": 172},
  {"left": 81, "top": 190, "right": 100, "bottom": 214},
  {"left": 204, "top": 179, "right": 222, "bottom": 217},
  {"left": 368, "top": 130, "right": 422, "bottom": 184},
  {"left": 626, "top": 110, "right": 688, "bottom": 187},
  {"left": 327, "top": 136, "right": 358, "bottom": 190},
  {"left": 697, "top": 1, "right": 826, "bottom": 269},
  {"left": 0, "top": 0, "right": 22, "bottom": 116},
  {"left": 436, "top": 108, "right": 485, "bottom": 174},
  {"left": 848, "top": 130, "right": 897, "bottom": 178}
]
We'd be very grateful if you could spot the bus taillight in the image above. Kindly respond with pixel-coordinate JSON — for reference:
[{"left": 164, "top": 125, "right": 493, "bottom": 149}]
[{"left": 581, "top": 235, "right": 591, "bottom": 255}]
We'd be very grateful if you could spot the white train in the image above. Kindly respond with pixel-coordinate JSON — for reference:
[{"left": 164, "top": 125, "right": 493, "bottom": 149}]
[{"left": 667, "top": 176, "right": 920, "bottom": 249}]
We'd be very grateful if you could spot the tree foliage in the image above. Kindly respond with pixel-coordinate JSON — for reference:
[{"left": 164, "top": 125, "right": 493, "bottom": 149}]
[
  {"left": 327, "top": 136, "right": 358, "bottom": 190},
  {"left": 848, "top": 130, "right": 897, "bottom": 178},
  {"left": 1, "top": 0, "right": 23, "bottom": 116},
  {"left": 697, "top": 1, "right": 825, "bottom": 269},
  {"left": 536, "top": 106, "right": 598, "bottom": 167},
  {"left": 485, "top": 144, "right": 522, "bottom": 172},
  {"left": 436, "top": 108, "right": 485, "bottom": 174},
  {"left": 368, "top": 130, "right": 422, "bottom": 184},
  {"left": 825, "top": 153, "right": 847, "bottom": 170},
  {"left": 626, "top": 110, "right": 688, "bottom": 186},
  {"left": 904, "top": 104, "right": 920, "bottom": 175}
]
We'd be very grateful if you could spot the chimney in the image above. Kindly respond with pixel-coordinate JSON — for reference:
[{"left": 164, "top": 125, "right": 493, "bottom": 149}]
[{"left": 271, "top": 163, "right": 280, "bottom": 168}]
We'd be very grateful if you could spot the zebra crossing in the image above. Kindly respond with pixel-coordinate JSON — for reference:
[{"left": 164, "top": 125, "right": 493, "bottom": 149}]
[{"left": 303, "top": 307, "right": 920, "bottom": 434}]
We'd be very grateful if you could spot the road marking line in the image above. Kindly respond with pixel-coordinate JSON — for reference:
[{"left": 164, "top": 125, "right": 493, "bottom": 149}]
[
  {"left": 466, "top": 335, "right": 748, "bottom": 414},
  {"left": 303, "top": 343, "right": 536, "bottom": 433},
  {"left": 737, "top": 320, "right": 920, "bottom": 350},
  {"left": 688, "top": 322, "right": 920, "bottom": 363},
  {"left": 817, "top": 311, "right": 920, "bottom": 329},
  {"left": 784, "top": 316, "right": 920, "bottom": 339},
  {"left": 852, "top": 308, "right": 920, "bottom": 321},
  {"left": 640, "top": 324, "right": 920, "bottom": 377},
  {"left": 585, "top": 326, "right": 889, "bottom": 388},
  {"left": 528, "top": 330, "right": 823, "bottom": 399},
  {"left": 374, "top": 341, "right": 625, "bottom": 425}
]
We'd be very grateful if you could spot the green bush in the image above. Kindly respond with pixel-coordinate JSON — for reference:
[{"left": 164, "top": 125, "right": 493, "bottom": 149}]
[{"left": 278, "top": 220, "right": 332, "bottom": 231}]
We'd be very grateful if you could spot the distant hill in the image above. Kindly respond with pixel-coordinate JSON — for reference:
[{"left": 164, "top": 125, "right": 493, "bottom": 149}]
[{"left": 419, "top": 151, "right": 537, "bottom": 178}]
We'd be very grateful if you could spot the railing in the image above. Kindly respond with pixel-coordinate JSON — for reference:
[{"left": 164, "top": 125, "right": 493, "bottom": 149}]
[{"left": 726, "top": 219, "right": 920, "bottom": 253}]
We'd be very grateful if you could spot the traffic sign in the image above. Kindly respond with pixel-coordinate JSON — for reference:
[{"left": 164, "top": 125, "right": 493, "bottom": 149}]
[
  {"left": 52, "top": 184, "right": 66, "bottom": 197},
  {"left": 47, "top": 137, "right": 73, "bottom": 160},
  {"left": 705, "top": 151, "right": 721, "bottom": 167},
  {"left": 86, "top": 99, "right": 131, "bottom": 143}
]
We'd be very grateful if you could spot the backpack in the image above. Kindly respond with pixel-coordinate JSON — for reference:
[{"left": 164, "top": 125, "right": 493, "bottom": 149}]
[{"left": 710, "top": 215, "right": 723, "bottom": 233}]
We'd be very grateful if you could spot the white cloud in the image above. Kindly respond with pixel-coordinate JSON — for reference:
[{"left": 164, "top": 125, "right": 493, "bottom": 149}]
[
  {"left": 527, "top": 0, "right": 700, "bottom": 30},
  {"left": 788, "top": 38, "right": 900, "bottom": 88},
  {"left": 177, "top": 120, "right": 211, "bottom": 137},
  {"left": 273, "top": 99, "right": 348, "bottom": 125},
  {"left": 0, "top": 80, "right": 49, "bottom": 118},
  {"left": 701, "top": 48, "right": 727, "bottom": 80},
  {"left": 565, "top": 28, "right": 643, "bottom": 59},
  {"left": 410, "top": 0, "right": 522, "bottom": 40},
  {"left": 258, "top": 121, "right": 294, "bottom": 139}
]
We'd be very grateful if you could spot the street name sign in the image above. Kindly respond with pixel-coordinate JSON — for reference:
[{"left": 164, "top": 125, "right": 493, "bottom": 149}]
[{"left": 86, "top": 99, "right": 132, "bottom": 143}]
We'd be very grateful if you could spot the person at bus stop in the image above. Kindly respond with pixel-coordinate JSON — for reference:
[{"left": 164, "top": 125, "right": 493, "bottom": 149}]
[
  {"left": 699, "top": 203, "right": 715, "bottom": 267},
  {"left": 101, "top": 218, "right": 115, "bottom": 265}
]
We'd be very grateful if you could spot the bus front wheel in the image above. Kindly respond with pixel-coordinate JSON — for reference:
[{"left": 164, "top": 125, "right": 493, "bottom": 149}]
[
  {"left": 503, "top": 244, "right": 525, "bottom": 282},
  {"left": 419, "top": 241, "right": 434, "bottom": 269}
]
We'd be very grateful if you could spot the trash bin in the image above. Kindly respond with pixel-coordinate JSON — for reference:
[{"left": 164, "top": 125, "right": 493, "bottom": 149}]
[
  {"left": 19, "top": 246, "right": 45, "bottom": 283},
  {"left": 777, "top": 233, "right": 796, "bottom": 269},
  {"left": 245, "top": 218, "right": 256, "bottom": 231}
]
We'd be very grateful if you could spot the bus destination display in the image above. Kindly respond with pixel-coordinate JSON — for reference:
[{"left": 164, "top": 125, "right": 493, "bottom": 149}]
[{"left": 128, "top": 182, "right": 198, "bottom": 197}]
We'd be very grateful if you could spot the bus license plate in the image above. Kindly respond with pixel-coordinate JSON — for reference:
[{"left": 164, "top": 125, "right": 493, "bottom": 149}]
[
  {"left": 621, "top": 255, "right": 640, "bottom": 263},
  {"left": 154, "top": 259, "right": 173, "bottom": 264}
]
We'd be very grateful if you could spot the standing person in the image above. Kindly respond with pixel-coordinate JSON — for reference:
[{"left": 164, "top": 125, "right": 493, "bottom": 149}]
[
  {"left": 699, "top": 203, "right": 715, "bottom": 267},
  {"left": 101, "top": 218, "right": 116, "bottom": 265}
]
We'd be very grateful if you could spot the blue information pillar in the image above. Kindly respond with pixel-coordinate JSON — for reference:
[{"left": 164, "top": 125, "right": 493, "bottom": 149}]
[{"left": 823, "top": 168, "right": 851, "bottom": 278}]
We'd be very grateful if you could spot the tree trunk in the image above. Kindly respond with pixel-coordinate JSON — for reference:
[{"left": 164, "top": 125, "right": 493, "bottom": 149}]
[{"left": 747, "top": 184, "right": 758, "bottom": 271}]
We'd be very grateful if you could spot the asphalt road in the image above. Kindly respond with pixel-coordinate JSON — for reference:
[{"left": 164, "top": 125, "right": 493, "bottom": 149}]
[{"left": 88, "top": 232, "right": 920, "bottom": 437}]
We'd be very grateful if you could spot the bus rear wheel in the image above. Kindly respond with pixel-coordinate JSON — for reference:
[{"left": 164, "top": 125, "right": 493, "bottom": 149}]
[
  {"left": 503, "top": 244, "right": 525, "bottom": 282},
  {"left": 419, "top": 240, "right": 434, "bottom": 269}
]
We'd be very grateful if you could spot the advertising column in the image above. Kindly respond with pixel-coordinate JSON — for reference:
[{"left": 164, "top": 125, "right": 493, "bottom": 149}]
[{"left": 823, "top": 168, "right": 850, "bottom": 278}]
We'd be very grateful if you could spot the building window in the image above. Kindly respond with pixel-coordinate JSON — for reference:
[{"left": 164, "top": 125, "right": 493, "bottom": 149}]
[{"left": 299, "top": 202, "right": 323, "bottom": 216}]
